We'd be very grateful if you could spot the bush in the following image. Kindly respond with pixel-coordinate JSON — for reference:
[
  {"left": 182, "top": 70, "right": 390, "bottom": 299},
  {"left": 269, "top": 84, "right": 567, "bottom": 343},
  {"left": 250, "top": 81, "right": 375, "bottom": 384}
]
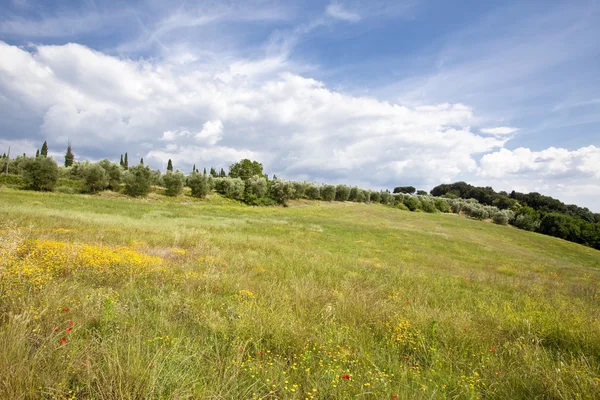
[
  {"left": 305, "top": 184, "right": 320, "bottom": 200},
  {"left": 419, "top": 197, "right": 437, "bottom": 213},
  {"left": 380, "top": 192, "right": 393, "bottom": 205},
  {"left": 82, "top": 164, "right": 108, "bottom": 193},
  {"left": 163, "top": 170, "right": 185, "bottom": 196},
  {"left": 247, "top": 175, "right": 268, "bottom": 198},
  {"left": 187, "top": 172, "right": 212, "bottom": 198},
  {"left": 403, "top": 196, "right": 421, "bottom": 211},
  {"left": 292, "top": 182, "right": 307, "bottom": 199},
  {"left": 214, "top": 177, "right": 245, "bottom": 200},
  {"left": 149, "top": 169, "right": 163, "bottom": 187},
  {"left": 368, "top": 191, "right": 380, "bottom": 203},
  {"left": 98, "top": 159, "right": 122, "bottom": 191},
  {"left": 493, "top": 211, "right": 510, "bottom": 225},
  {"left": 0, "top": 174, "right": 24, "bottom": 187},
  {"left": 358, "top": 189, "right": 370, "bottom": 203},
  {"left": 335, "top": 185, "right": 351, "bottom": 201},
  {"left": 320, "top": 185, "right": 336, "bottom": 201},
  {"left": 123, "top": 165, "right": 152, "bottom": 197},
  {"left": 433, "top": 198, "right": 451, "bottom": 213},
  {"left": 21, "top": 156, "right": 59, "bottom": 191},
  {"left": 270, "top": 179, "right": 296, "bottom": 204},
  {"left": 348, "top": 187, "right": 359, "bottom": 201},
  {"left": 395, "top": 202, "right": 409, "bottom": 211}
]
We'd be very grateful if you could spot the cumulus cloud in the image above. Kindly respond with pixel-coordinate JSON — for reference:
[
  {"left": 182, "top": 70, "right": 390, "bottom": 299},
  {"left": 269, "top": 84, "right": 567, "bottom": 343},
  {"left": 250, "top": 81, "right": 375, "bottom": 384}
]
[
  {"left": 326, "top": 3, "right": 361, "bottom": 22},
  {"left": 480, "top": 127, "right": 519, "bottom": 135},
  {"left": 0, "top": 40, "right": 598, "bottom": 210}
]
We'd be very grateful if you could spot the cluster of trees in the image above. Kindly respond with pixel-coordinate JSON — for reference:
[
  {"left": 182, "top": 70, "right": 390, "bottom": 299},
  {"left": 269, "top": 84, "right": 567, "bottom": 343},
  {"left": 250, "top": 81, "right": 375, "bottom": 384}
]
[
  {"left": 2, "top": 142, "right": 599, "bottom": 250},
  {"left": 431, "top": 182, "right": 600, "bottom": 250}
]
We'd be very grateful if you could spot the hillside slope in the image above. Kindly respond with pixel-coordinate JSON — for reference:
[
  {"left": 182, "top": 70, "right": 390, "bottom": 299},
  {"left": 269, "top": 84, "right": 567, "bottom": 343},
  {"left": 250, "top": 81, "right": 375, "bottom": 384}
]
[{"left": 1, "top": 188, "right": 599, "bottom": 399}]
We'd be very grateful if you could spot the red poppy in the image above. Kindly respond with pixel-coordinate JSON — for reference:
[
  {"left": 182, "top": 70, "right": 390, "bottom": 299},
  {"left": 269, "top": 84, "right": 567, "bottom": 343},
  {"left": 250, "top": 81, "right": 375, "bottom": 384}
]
[
  {"left": 341, "top": 375, "right": 350, "bottom": 380},
  {"left": 405, "top": 301, "right": 410, "bottom": 305},
  {"left": 54, "top": 327, "right": 59, "bottom": 332},
  {"left": 489, "top": 345, "right": 495, "bottom": 353},
  {"left": 62, "top": 307, "right": 69, "bottom": 313},
  {"left": 60, "top": 338, "right": 67, "bottom": 345},
  {"left": 222, "top": 265, "right": 227, "bottom": 269},
  {"left": 68, "top": 320, "right": 73, "bottom": 325},
  {"left": 215, "top": 286, "right": 219, "bottom": 290},
  {"left": 83, "top": 364, "right": 88, "bottom": 369},
  {"left": 403, "top": 355, "right": 409, "bottom": 361},
  {"left": 393, "top": 396, "right": 398, "bottom": 399},
  {"left": 258, "top": 351, "right": 263, "bottom": 355},
  {"left": 65, "top": 327, "right": 73, "bottom": 333}
]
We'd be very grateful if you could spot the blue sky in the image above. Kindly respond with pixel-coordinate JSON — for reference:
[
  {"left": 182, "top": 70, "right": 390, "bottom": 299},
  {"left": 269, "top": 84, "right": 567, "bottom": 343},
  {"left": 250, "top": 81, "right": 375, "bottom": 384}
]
[{"left": 0, "top": 0, "right": 599, "bottom": 210}]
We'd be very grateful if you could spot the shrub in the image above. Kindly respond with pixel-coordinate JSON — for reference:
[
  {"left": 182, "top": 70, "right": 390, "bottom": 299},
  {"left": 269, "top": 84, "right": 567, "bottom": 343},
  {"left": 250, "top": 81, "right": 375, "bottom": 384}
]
[
  {"left": 416, "top": 190, "right": 428, "bottom": 196},
  {"left": 292, "top": 182, "right": 307, "bottom": 199},
  {"left": 247, "top": 175, "right": 268, "bottom": 198},
  {"left": 403, "top": 196, "right": 421, "bottom": 211},
  {"left": 149, "top": 169, "right": 163, "bottom": 186},
  {"left": 123, "top": 165, "right": 152, "bottom": 197},
  {"left": 348, "top": 187, "right": 359, "bottom": 201},
  {"left": 419, "top": 197, "right": 437, "bottom": 213},
  {"left": 305, "top": 184, "right": 320, "bottom": 200},
  {"left": 335, "top": 184, "right": 351, "bottom": 201},
  {"left": 320, "top": 185, "right": 336, "bottom": 201},
  {"left": 0, "top": 174, "right": 24, "bottom": 187},
  {"left": 21, "top": 156, "right": 59, "bottom": 191},
  {"left": 369, "top": 191, "right": 381, "bottom": 204},
  {"left": 395, "top": 202, "right": 409, "bottom": 211},
  {"left": 434, "top": 198, "right": 451, "bottom": 213},
  {"left": 162, "top": 171, "right": 185, "bottom": 196},
  {"left": 270, "top": 179, "right": 296, "bottom": 204},
  {"left": 82, "top": 163, "right": 108, "bottom": 193},
  {"left": 380, "top": 192, "right": 393, "bottom": 205},
  {"left": 493, "top": 211, "right": 510, "bottom": 225},
  {"left": 467, "top": 205, "right": 487, "bottom": 220},
  {"left": 68, "top": 162, "right": 88, "bottom": 180},
  {"left": 187, "top": 172, "right": 212, "bottom": 198},
  {"left": 98, "top": 159, "right": 122, "bottom": 191},
  {"left": 214, "top": 177, "right": 245, "bottom": 200},
  {"left": 358, "top": 189, "right": 370, "bottom": 203}
]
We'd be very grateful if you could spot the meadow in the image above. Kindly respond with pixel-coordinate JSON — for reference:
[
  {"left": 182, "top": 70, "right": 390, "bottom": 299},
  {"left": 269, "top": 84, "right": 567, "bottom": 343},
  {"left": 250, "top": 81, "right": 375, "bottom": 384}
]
[{"left": 1, "top": 187, "right": 599, "bottom": 399}]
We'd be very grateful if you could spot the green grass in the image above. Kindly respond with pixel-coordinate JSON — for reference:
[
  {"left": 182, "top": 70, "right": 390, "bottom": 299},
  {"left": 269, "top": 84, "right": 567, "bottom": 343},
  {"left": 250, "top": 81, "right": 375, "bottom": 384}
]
[{"left": 1, "top": 187, "right": 599, "bottom": 399}]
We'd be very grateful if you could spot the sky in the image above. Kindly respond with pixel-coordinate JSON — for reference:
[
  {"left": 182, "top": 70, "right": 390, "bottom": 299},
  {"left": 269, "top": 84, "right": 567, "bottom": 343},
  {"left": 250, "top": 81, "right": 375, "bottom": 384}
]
[{"left": 0, "top": 0, "right": 599, "bottom": 210}]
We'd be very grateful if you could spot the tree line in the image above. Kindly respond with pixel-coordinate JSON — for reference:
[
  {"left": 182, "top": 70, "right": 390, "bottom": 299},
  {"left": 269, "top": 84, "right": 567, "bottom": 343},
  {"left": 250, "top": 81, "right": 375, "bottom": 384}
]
[{"left": 2, "top": 142, "right": 599, "bottom": 250}]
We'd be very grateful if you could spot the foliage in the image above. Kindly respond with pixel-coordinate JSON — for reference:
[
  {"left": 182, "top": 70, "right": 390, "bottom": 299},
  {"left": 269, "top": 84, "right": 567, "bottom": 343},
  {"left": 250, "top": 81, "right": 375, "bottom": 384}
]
[
  {"left": 167, "top": 159, "right": 173, "bottom": 172},
  {"left": 123, "top": 164, "right": 152, "bottom": 197},
  {"left": 162, "top": 170, "right": 185, "bottom": 196},
  {"left": 229, "top": 159, "right": 263, "bottom": 181},
  {"left": 21, "top": 156, "right": 59, "bottom": 191},
  {"left": 0, "top": 174, "right": 24, "bottom": 188},
  {"left": 292, "top": 182, "right": 307, "bottom": 199},
  {"left": 418, "top": 197, "right": 437, "bottom": 213},
  {"left": 64, "top": 142, "right": 74, "bottom": 167},
  {"left": 416, "top": 190, "right": 427, "bottom": 196},
  {"left": 320, "top": 184, "right": 336, "bottom": 201},
  {"left": 380, "top": 192, "right": 393, "bottom": 205},
  {"left": 393, "top": 186, "right": 416, "bottom": 194},
  {"left": 97, "top": 159, "right": 122, "bottom": 191},
  {"left": 187, "top": 172, "right": 212, "bottom": 198},
  {"left": 369, "top": 191, "right": 381, "bottom": 204},
  {"left": 493, "top": 211, "right": 510, "bottom": 225},
  {"left": 40, "top": 141, "right": 48, "bottom": 157},
  {"left": 269, "top": 179, "right": 296, "bottom": 204},
  {"left": 334, "top": 184, "right": 351, "bottom": 201},
  {"left": 214, "top": 177, "right": 245, "bottom": 200},
  {"left": 433, "top": 198, "right": 451, "bottom": 213},
  {"left": 82, "top": 163, "right": 108, "bottom": 193},
  {"left": 305, "top": 184, "right": 320, "bottom": 200},
  {"left": 246, "top": 175, "right": 268, "bottom": 198},
  {"left": 403, "top": 196, "right": 421, "bottom": 211}
]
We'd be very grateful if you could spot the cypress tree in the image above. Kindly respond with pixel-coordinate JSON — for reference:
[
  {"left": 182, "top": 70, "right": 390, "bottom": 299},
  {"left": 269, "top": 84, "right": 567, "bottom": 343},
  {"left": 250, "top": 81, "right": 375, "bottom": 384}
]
[
  {"left": 203, "top": 167, "right": 207, "bottom": 175},
  {"left": 220, "top": 168, "right": 226, "bottom": 177},
  {"left": 64, "top": 142, "right": 74, "bottom": 167},
  {"left": 40, "top": 141, "right": 48, "bottom": 157},
  {"left": 124, "top": 152, "right": 129, "bottom": 169},
  {"left": 192, "top": 164, "right": 196, "bottom": 173},
  {"left": 120, "top": 154, "right": 124, "bottom": 166},
  {"left": 210, "top": 167, "right": 217, "bottom": 177},
  {"left": 140, "top": 158, "right": 144, "bottom": 165},
  {"left": 167, "top": 159, "right": 173, "bottom": 171},
  {"left": 36, "top": 149, "right": 40, "bottom": 158}
]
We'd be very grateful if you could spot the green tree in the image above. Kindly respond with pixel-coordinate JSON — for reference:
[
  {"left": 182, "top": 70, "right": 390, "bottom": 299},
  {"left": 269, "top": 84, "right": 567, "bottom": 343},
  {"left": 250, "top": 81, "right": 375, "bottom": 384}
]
[
  {"left": 162, "top": 170, "right": 185, "bottom": 196},
  {"left": 210, "top": 167, "right": 217, "bottom": 177},
  {"left": 98, "top": 159, "right": 122, "bottom": 191},
  {"left": 124, "top": 152, "right": 129, "bottom": 169},
  {"left": 335, "top": 184, "right": 351, "bottom": 201},
  {"left": 21, "top": 156, "right": 59, "bottom": 191},
  {"left": 140, "top": 158, "right": 144, "bottom": 165},
  {"left": 269, "top": 179, "right": 295, "bottom": 204},
  {"left": 35, "top": 149, "right": 40, "bottom": 158},
  {"left": 228, "top": 159, "right": 263, "bottom": 181},
  {"left": 393, "top": 186, "right": 415, "bottom": 194},
  {"left": 187, "top": 172, "right": 212, "bottom": 198},
  {"left": 120, "top": 154, "right": 124, "bottom": 167},
  {"left": 305, "top": 184, "right": 320, "bottom": 200},
  {"left": 82, "top": 163, "right": 108, "bottom": 193},
  {"left": 64, "top": 142, "right": 74, "bottom": 167},
  {"left": 192, "top": 164, "right": 196, "bottom": 173},
  {"left": 167, "top": 159, "right": 173, "bottom": 172},
  {"left": 123, "top": 164, "right": 151, "bottom": 197},
  {"left": 320, "top": 184, "right": 336, "bottom": 201},
  {"left": 40, "top": 141, "right": 48, "bottom": 157},
  {"left": 203, "top": 167, "right": 207, "bottom": 175},
  {"left": 220, "top": 168, "right": 226, "bottom": 177}
]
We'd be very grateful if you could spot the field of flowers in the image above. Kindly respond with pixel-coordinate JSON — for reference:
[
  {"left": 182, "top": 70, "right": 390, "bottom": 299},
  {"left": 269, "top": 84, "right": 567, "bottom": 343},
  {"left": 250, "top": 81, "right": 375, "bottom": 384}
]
[{"left": 0, "top": 187, "right": 599, "bottom": 399}]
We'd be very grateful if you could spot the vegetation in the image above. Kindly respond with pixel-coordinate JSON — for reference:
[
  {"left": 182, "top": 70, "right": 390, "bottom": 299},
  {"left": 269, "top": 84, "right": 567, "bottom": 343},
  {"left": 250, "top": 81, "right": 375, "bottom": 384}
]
[
  {"left": 21, "top": 156, "right": 59, "bottom": 191},
  {"left": 0, "top": 188, "right": 599, "bottom": 399},
  {"left": 123, "top": 164, "right": 152, "bottom": 197},
  {"left": 162, "top": 170, "right": 185, "bottom": 197}
]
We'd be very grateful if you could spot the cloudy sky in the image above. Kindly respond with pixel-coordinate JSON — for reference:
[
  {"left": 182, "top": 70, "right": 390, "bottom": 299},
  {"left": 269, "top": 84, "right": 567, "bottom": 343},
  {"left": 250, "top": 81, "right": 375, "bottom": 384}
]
[{"left": 1, "top": 0, "right": 599, "bottom": 210}]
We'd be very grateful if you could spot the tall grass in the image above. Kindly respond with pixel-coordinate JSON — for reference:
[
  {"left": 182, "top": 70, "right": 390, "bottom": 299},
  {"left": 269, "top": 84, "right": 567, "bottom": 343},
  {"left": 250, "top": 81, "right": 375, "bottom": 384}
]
[{"left": 0, "top": 187, "right": 599, "bottom": 399}]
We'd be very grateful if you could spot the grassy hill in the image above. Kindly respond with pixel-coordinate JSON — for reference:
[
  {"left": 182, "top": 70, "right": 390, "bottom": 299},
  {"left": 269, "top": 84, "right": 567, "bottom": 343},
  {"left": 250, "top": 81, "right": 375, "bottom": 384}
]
[{"left": 1, "top": 187, "right": 599, "bottom": 399}]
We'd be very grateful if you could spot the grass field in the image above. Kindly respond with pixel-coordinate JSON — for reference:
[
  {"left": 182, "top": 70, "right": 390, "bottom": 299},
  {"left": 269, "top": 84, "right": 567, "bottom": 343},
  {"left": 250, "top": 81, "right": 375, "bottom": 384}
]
[{"left": 1, "top": 187, "right": 599, "bottom": 399}]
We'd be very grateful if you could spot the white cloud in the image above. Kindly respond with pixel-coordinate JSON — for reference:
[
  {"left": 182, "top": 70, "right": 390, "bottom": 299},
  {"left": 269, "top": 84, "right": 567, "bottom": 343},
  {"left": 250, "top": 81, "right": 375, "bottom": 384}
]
[
  {"left": 0, "top": 40, "right": 598, "bottom": 210},
  {"left": 326, "top": 3, "right": 361, "bottom": 22},
  {"left": 480, "top": 127, "right": 519, "bottom": 135}
]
